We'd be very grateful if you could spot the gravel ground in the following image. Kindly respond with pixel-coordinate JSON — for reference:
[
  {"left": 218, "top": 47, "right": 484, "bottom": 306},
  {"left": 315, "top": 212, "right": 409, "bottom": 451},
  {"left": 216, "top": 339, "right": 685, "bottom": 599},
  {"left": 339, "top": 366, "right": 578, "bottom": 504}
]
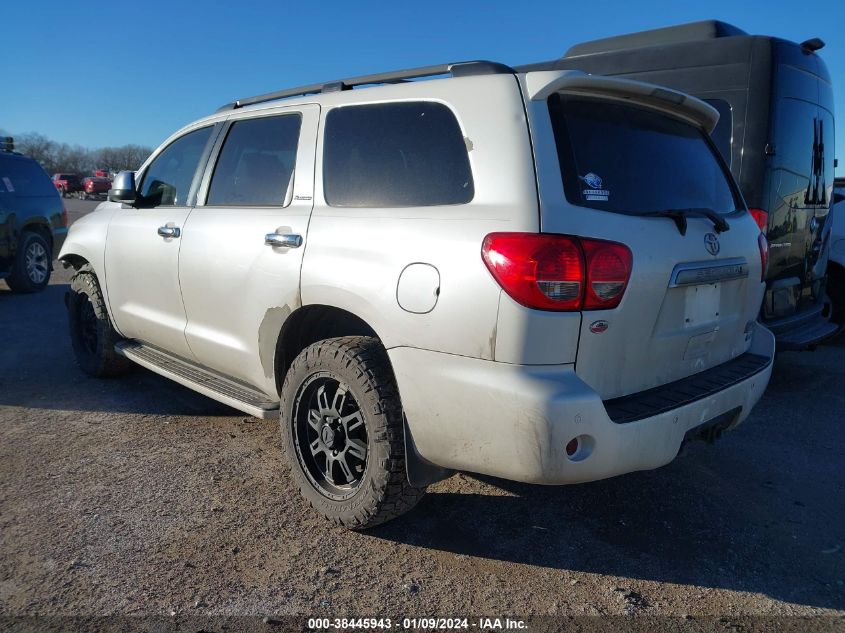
[{"left": 1, "top": 198, "right": 844, "bottom": 630}]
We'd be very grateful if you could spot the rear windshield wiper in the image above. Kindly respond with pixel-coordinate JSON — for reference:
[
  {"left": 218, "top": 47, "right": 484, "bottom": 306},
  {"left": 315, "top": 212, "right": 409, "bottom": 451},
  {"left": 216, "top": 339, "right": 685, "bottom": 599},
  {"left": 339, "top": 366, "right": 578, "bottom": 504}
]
[{"left": 640, "top": 208, "right": 730, "bottom": 236}]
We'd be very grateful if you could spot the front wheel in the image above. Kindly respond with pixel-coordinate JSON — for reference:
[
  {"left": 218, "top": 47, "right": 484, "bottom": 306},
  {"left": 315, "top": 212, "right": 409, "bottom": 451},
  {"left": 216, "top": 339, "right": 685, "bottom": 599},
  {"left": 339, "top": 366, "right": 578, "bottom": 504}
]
[
  {"left": 280, "top": 336, "right": 425, "bottom": 529},
  {"left": 67, "top": 270, "right": 133, "bottom": 377}
]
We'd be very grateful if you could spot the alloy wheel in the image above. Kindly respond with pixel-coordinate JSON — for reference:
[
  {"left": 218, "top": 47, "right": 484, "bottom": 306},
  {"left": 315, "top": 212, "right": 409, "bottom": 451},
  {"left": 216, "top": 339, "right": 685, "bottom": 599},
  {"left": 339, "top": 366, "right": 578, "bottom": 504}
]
[
  {"left": 25, "top": 242, "right": 49, "bottom": 284},
  {"left": 293, "top": 374, "right": 368, "bottom": 500}
]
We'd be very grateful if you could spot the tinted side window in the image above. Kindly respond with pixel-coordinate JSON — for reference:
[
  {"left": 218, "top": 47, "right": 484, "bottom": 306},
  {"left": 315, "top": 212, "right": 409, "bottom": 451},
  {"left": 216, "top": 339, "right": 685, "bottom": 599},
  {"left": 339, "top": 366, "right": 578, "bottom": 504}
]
[
  {"left": 139, "top": 126, "right": 213, "bottom": 206},
  {"left": 818, "top": 107, "right": 834, "bottom": 208},
  {"left": 0, "top": 156, "right": 56, "bottom": 197},
  {"left": 323, "top": 102, "right": 474, "bottom": 207},
  {"left": 207, "top": 115, "right": 301, "bottom": 207},
  {"left": 703, "top": 99, "right": 732, "bottom": 165},
  {"left": 771, "top": 98, "right": 818, "bottom": 211},
  {"left": 548, "top": 95, "right": 739, "bottom": 215}
]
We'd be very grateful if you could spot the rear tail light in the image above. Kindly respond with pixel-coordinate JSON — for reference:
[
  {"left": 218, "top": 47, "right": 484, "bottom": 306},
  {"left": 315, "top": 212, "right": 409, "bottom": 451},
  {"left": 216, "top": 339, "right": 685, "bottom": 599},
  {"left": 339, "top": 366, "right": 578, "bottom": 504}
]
[
  {"left": 758, "top": 232, "right": 769, "bottom": 282},
  {"left": 581, "top": 240, "right": 633, "bottom": 309},
  {"left": 481, "top": 233, "right": 632, "bottom": 311},
  {"left": 748, "top": 208, "right": 768, "bottom": 232}
]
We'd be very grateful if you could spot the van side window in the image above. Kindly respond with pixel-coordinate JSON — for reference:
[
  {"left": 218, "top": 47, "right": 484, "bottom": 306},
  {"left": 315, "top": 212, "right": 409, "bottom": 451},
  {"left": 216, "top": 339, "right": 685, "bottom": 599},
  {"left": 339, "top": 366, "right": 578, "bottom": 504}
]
[
  {"left": 138, "top": 126, "right": 213, "bottom": 207},
  {"left": 703, "top": 99, "right": 733, "bottom": 164},
  {"left": 323, "top": 101, "right": 474, "bottom": 207},
  {"left": 206, "top": 115, "right": 302, "bottom": 207}
]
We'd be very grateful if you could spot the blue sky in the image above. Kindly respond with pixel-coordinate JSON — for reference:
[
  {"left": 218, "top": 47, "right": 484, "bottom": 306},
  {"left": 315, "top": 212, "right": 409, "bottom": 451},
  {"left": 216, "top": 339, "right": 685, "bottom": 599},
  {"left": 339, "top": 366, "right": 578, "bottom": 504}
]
[{"left": 2, "top": 0, "right": 844, "bottom": 173}]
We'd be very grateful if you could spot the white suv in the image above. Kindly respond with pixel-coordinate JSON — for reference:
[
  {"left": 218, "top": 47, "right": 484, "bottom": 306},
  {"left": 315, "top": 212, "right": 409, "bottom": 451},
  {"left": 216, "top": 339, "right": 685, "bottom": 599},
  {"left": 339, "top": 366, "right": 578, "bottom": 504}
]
[{"left": 59, "top": 61, "right": 775, "bottom": 528}]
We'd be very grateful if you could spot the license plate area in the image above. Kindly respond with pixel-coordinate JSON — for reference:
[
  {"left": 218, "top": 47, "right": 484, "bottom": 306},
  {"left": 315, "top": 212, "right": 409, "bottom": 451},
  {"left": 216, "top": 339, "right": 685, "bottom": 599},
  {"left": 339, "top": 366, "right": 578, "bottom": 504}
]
[{"left": 684, "top": 283, "right": 721, "bottom": 328}]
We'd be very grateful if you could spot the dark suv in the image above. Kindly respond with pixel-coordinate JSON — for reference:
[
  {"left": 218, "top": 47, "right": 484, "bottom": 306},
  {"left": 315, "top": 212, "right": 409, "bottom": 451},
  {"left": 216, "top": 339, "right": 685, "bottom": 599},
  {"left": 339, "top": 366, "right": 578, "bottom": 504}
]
[{"left": 1, "top": 144, "right": 67, "bottom": 292}]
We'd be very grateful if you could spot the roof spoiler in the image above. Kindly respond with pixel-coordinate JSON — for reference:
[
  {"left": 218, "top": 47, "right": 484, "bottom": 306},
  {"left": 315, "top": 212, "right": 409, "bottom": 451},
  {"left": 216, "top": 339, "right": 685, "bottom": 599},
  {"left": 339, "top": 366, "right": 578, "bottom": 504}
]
[{"left": 525, "top": 71, "right": 720, "bottom": 133}]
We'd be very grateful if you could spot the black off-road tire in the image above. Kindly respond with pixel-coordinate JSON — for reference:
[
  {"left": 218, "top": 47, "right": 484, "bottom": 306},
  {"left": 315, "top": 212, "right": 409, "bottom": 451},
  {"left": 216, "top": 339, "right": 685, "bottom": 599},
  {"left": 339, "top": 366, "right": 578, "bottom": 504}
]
[
  {"left": 67, "top": 269, "right": 133, "bottom": 377},
  {"left": 5, "top": 231, "right": 51, "bottom": 293},
  {"left": 280, "top": 336, "right": 426, "bottom": 529}
]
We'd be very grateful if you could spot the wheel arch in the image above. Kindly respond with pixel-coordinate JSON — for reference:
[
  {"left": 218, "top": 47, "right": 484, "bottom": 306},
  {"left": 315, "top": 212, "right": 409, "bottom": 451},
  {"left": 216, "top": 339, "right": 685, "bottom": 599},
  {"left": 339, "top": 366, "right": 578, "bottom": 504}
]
[
  {"left": 271, "top": 302, "right": 451, "bottom": 488},
  {"left": 19, "top": 219, "right": 54, "bottom": 252},
  {"left": 272, "top": 303, "right": 379, "bottom": 396}
]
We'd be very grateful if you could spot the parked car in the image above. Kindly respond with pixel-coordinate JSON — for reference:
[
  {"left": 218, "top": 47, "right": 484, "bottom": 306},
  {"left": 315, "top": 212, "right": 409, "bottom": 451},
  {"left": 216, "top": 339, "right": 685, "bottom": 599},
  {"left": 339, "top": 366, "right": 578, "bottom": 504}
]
[
  {"left": 827, "top": 177, "right": 845, "bottom": 325},
  {"left": 52, "top": 173, "right": 83, "bottom": 197},
  {"left": 59, "top": 60, "right": 774, "bottom": 528},
  {"left": 521, "top": 20, "right": 838, "bottom": 350},
  {"left": 1, "top": 143, "right": 67, "bottom": 292},
  {"left": 79, "top": 176, "right": 112, "bottom": 199}
]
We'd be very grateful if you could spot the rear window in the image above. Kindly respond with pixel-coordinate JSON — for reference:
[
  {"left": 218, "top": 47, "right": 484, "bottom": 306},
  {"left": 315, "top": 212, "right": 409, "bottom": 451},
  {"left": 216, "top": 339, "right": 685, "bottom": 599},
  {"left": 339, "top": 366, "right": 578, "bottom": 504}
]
[
  {"left": 323, "top": 101, "right": 474, "bottom": 207},
  {"left": 0, "top": 156, "right": 56, "bottom": 197},
  {"left": 548, "top": 95, "right": 740, "bottom": 216}
]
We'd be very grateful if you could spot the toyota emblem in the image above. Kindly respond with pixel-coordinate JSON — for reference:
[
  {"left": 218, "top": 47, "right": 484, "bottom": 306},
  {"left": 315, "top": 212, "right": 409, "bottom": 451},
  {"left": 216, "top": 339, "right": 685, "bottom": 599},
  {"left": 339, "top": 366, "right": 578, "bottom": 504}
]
[{"left": 704, "top": 233, "right": 720, "bottom": 256}]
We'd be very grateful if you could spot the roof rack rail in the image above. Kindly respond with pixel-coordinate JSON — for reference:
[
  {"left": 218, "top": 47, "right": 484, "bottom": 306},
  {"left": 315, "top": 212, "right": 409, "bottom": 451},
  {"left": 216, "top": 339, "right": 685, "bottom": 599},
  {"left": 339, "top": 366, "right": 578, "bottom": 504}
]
[{"left": 216, "top": 60, "right": 514, "bottom": 112}]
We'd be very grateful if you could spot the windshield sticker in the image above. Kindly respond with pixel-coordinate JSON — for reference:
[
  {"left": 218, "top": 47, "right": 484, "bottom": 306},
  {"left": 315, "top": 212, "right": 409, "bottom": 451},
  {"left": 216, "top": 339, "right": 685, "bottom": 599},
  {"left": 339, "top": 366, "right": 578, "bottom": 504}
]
[
  {"left": 2, "top": 177, "right": 13, "bottom": 192},
  {"left": 579, "top": 172, "right": 609, "bottom": 201}
]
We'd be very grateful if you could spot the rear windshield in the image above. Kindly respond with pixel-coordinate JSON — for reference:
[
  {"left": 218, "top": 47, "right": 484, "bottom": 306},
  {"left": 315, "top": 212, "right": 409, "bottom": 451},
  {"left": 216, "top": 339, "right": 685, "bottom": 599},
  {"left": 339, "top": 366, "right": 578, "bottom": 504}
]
[
  {"left": 0, "top": 156, "right": 56, "bottom": 197},
  {"left": 548, "top": 95, "right": 740, "bottom": 215}
]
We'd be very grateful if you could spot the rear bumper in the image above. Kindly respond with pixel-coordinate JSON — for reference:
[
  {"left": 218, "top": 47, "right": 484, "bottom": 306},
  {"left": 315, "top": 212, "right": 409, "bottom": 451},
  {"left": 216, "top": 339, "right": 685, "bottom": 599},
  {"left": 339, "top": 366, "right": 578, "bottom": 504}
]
[
  {"left": 764, "top": 302, "right": 838, "bottom": 350},
  {"left": 390, "top": 323, "right": 774, "bottom": 485}
]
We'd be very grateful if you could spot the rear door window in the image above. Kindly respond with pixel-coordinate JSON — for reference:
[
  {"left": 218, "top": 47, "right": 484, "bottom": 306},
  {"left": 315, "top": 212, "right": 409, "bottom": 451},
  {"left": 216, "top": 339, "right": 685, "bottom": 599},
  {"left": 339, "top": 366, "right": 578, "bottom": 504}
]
[
  {"left": 323, "top": 101, "right": 474, "bottom": 207},
  {"left": 206, "top": 114, "right": 302, "bottom": 207},
  {"left": 547, "top": 95, "right": 740, "bottom": 215}
]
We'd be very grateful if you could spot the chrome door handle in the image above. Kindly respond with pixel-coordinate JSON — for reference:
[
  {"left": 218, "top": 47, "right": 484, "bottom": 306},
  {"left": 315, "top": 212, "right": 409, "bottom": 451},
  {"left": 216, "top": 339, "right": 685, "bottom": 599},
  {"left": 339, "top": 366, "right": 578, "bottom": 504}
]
[
  {"left": 157, "top": 225, "right": 181, "bottom": 238},
  {"left": 265, "top": 233, "right": 303, "bottom": 248}
]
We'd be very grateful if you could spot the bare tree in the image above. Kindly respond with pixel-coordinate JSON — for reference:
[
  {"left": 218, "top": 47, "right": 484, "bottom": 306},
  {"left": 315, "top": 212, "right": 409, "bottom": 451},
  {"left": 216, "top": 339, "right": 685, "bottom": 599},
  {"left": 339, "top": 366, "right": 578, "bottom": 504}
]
[
  {"left": 10, "top": 132, "right": 152, "bottom": 176},
  {"left": 94, "top": 144, "right": 151, "bottom": 173},
  {"left": 15, "top": 133, "right": 57, "bottom": 172}
]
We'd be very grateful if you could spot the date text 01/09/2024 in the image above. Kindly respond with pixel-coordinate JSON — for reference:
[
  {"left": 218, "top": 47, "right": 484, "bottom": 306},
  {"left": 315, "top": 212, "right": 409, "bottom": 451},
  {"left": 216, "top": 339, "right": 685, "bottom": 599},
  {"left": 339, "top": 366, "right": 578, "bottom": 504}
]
[{"left": 306, "top": 617, "right": 528, "bottom": 630}]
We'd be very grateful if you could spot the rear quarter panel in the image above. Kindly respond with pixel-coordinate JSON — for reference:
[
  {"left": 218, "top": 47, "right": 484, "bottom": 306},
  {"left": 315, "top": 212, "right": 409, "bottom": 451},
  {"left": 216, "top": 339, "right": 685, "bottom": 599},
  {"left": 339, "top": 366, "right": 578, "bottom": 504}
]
[{"left": 301, "top": 75, "right": 539, "bottom": 359}]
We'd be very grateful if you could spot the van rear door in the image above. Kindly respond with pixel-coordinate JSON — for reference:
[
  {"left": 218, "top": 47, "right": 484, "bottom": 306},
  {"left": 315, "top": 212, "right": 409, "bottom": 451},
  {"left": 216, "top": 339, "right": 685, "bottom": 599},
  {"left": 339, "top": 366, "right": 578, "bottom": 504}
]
[{"left": 763, "top": 46, "right": 836, "bottom": 320}]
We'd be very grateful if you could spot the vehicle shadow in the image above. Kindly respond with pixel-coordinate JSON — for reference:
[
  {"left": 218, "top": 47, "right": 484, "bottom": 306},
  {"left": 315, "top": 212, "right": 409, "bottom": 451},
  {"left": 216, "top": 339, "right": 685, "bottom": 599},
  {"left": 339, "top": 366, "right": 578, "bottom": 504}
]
[
  {"left": 0, "top": 283, "right": 242, "bottom": 417},
  {"left": 2, "top": 284, "right": 844, "bottom": 611},
  {"left": 370, "top": 352, "right": 845, "bottom": 611}
]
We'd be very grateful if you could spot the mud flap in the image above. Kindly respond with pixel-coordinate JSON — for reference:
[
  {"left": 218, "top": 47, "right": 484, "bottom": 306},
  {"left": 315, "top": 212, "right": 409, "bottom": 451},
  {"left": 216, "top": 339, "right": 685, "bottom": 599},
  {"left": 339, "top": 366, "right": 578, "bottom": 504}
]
[{"left": 403, "top": 417, "right": 453, "bottom": 487}]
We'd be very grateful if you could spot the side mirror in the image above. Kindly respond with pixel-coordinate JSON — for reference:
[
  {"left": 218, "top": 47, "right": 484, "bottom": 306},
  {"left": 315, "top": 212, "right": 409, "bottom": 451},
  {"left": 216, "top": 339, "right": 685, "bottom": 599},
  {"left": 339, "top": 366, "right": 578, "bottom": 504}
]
[{"left": 109, "top": 171, "right": 137, "bottom": 203}]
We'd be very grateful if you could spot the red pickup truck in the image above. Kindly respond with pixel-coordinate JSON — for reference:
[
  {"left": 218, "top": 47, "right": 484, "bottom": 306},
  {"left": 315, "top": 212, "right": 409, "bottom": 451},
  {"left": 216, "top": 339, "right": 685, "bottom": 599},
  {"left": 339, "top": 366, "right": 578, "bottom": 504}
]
[
  {"left": 52, "top": 173, "right": 83, "bottom": 197},
  {"left": 79, "top": 176, "right": 112, "bottom": 199}
]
